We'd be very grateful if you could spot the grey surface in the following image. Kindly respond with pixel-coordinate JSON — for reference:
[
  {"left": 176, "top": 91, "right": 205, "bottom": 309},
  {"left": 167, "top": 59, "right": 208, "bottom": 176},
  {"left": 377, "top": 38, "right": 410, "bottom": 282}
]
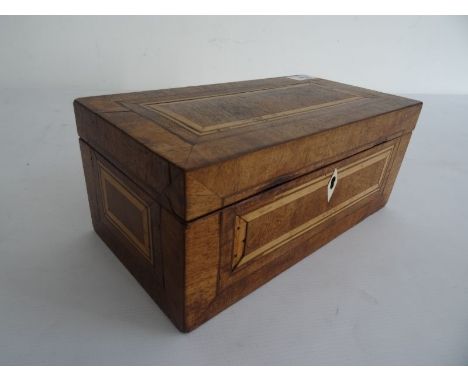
[
  {"left": 0, "top": 91, "right": 467, "bottom": 365},
  {"left": 1, "top": 16, "right": 468, "bottom": 94}
]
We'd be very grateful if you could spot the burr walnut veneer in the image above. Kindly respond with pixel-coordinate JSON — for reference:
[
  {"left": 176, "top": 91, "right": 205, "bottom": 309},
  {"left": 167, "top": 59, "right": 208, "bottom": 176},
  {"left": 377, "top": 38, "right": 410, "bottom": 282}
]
[{"left": 74, "top": 76, "right": 422, "bottom": 332}]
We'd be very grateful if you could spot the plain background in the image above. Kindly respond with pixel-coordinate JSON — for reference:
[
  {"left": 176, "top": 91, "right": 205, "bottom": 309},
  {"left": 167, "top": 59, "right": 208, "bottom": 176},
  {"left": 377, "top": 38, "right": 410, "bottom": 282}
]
[
  {"left": 1, "top": 16, "right": 468, "bottom": 94},
  {"left": 1, "top": 16, "right": 468, "bottom": 365}
]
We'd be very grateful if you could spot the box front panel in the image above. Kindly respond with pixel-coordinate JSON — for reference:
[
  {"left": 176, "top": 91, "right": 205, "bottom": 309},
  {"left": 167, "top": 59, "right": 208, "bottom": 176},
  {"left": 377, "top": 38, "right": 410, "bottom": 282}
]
[
  {"left": 184, "top": 135, "right": 413, "bottom": 331},
  {"left": 217, "top": 139, "right": 398, "bottom": 289}
]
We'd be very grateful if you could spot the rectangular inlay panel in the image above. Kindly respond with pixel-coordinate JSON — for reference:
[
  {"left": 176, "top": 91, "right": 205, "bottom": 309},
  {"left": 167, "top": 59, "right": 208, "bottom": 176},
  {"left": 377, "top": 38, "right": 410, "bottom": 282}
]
[
  {"left": 98, "top": 162, "right": 153, "bottom": 262},
  {"left": 145, "top": 83, "right": 362, "bottom": 135},
  {"left": 231, "top": 145, "right": 394, "bottom": 269}
]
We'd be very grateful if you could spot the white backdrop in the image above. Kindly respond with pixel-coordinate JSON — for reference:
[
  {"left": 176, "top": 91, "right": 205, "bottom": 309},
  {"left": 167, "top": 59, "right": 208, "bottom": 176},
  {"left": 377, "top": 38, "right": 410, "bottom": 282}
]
[
  {"left": 1, "top": 16, "right": 467, "bottom": 94},
  {"left": 1, "top": 16, "right": 468, "bottom": 365}
]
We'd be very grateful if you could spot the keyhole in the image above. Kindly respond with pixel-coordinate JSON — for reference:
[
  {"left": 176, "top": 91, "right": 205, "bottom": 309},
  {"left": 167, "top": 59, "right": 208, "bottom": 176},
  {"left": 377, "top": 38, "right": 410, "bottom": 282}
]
[{"left": 330, "top": 176, "right": 336, "bottom": 189}]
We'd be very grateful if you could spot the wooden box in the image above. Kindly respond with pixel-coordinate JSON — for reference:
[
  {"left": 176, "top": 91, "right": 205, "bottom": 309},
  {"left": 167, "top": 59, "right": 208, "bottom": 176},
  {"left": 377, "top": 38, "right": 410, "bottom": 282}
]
[{"left": 74, "top": 76, "right": 422, "bottom": 332}]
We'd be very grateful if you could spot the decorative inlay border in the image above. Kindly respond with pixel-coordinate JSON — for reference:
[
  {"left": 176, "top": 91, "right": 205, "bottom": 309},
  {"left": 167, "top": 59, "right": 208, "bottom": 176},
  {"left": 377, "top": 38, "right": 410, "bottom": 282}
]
[
  {"left": 232, "top": 145, "right": 394, "bottom": 269},
  {"left": 97, "top": 161, "right": 153, "bottom": 263},
  {"left": 143, "top": 83, "right": 363, "bottom": 136}
]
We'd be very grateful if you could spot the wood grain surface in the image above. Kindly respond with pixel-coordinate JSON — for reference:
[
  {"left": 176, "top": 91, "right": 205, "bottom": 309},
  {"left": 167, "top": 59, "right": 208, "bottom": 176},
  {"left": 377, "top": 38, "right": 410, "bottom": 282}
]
[
  {"left": 75, "top": 76, "right": 422, "bottom": 331},
  {"left": 75, "top": 76, "right": 422, "bottom": 221}
]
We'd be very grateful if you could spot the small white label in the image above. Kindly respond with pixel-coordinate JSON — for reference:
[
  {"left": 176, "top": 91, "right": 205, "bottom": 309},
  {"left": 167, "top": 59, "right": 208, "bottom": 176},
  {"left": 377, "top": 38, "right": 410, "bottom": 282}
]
[
  {"left": 288, "top": 75, "right": 314, "bottom": 81},
  {"left": 327, "top": 169, "right": 338, "bottom": 202}
]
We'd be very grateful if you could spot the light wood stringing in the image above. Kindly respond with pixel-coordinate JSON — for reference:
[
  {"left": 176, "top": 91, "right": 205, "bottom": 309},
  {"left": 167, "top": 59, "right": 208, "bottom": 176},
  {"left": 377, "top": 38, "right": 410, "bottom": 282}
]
[
  {"left": 98, "top": 161, "right": 153, "bottom": 262},
  {"left": 232, "top": 145, "right": 394, "bottom": 269},
  {"left": 147, "top": 94, "right": 362, "bottom": 136}
]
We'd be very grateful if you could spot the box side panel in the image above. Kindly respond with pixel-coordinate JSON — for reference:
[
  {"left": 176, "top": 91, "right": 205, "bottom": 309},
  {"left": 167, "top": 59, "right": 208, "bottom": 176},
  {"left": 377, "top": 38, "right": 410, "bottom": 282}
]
[
  {"left": 185, "top": 103, "right": 422, "bottom": 220},
  {"left": 74, "top": 100, "right": 186, "bottom": 219},
  {"left": 78, "top": 139, "right": 186, "bottom": 331}
]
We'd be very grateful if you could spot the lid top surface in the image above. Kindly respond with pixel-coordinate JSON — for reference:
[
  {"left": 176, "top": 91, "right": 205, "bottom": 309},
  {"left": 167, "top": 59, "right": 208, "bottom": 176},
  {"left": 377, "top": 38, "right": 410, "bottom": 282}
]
[
  {"left": 143, "top": 82, "right": 358, "bottom": 136},
  {"left": 76, "top": 76, "right": 421, "bottom": 170}
]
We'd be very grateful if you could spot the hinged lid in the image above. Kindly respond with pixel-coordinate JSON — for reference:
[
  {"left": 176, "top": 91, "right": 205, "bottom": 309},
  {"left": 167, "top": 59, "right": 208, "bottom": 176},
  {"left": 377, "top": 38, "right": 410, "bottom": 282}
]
[{"left": 75, "top": 76, "right": 422, "bottom": 221}]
